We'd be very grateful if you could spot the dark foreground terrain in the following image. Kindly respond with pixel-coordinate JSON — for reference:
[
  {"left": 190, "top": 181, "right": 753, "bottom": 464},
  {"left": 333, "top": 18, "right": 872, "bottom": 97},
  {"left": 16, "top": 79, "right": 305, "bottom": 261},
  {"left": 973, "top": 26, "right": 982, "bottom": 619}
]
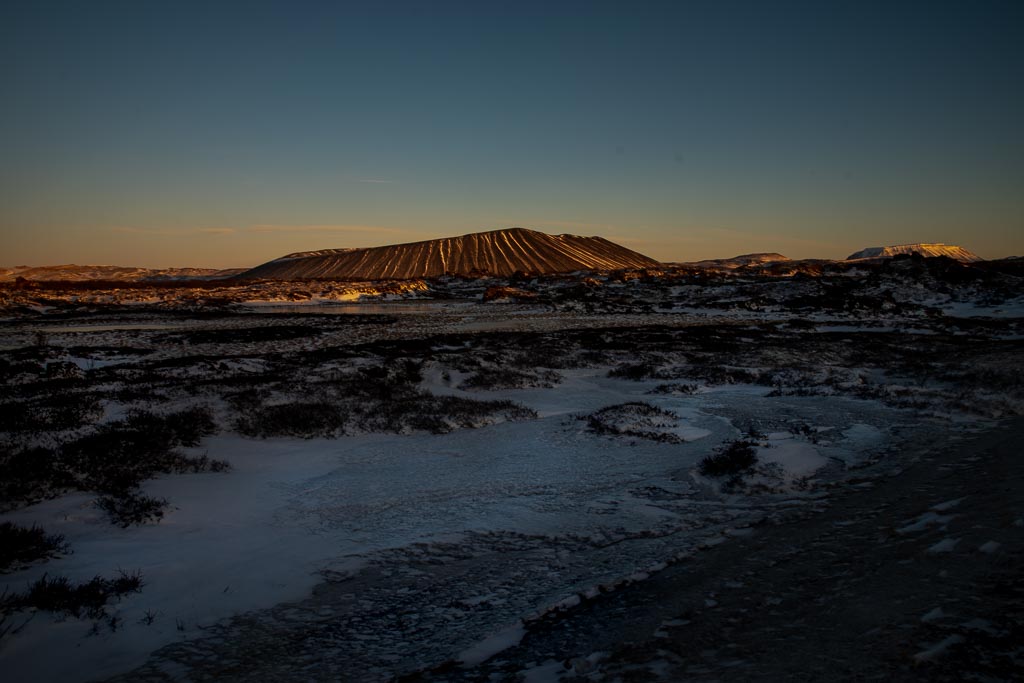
[{"left": 424, "top": 418, "right": 1024, "bottom": 682}]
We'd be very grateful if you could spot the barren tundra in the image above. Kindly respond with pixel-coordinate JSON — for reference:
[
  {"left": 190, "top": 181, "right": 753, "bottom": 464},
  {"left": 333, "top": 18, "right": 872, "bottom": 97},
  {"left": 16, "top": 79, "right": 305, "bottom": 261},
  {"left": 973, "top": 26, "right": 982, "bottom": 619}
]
[{"left": 1, "top": 254, "right": 1022, "bottom": 682}]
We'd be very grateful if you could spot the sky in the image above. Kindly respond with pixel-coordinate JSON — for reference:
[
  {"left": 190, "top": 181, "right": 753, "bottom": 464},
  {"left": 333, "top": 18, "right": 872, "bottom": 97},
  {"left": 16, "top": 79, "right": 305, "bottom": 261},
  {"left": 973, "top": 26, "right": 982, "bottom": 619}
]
[{"left": 1, "top": 0, "right": 1022, "bottom": 268}]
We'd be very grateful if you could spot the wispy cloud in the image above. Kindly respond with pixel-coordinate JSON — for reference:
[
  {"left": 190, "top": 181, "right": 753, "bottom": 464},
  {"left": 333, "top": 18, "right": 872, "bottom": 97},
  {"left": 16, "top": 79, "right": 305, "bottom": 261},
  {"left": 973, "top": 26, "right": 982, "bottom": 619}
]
[
  {"left": 110, "top": 224, "right": 418, "bottom": 237},
  {"left": 496, "top": 219, "right": 619, "bottom": 233},
  {"left": 606, "top": 235, "right": 656, "bottom": 246},
  {"left": 675, "top": 226, "right": 841, "bottom": 250},
  {"left": 245, "top": 224, "right": 413, "bottom": 235},
  {"left": 111, "top": 227, "right": 238, "bottom": 236},
  {"left": 354, "top": 178, "right": 395, "bottom": 184}
]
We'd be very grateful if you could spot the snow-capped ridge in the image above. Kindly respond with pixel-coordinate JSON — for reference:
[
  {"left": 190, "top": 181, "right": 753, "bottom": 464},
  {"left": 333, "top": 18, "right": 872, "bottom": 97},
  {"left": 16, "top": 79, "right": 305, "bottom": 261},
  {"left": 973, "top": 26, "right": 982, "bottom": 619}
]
[{"left": 846, "top": 243, "right": 982, "bottom": 262}]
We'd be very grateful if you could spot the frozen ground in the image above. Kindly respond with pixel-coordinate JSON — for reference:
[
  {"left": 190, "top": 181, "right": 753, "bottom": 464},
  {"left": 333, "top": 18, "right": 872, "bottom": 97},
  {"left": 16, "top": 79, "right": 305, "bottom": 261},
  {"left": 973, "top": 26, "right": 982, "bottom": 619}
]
[
  {"left": 2, "top": 369, "right": 912, "bottom": 681},
  {"left": 1, "top": 264, "right": 1021, "bottom": 682},
  {"left": 439, "top": 417, "right": 1024, "bottom": 682}
]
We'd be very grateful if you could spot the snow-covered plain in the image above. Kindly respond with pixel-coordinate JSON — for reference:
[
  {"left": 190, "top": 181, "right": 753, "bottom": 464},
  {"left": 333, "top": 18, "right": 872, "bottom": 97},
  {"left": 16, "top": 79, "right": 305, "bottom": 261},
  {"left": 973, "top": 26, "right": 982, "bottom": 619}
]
[
  {"left": 2, "top": 367, "right": 910, "bottom": 681},
  {"left": 1, "top": 258, "right": 1020, "bottom": 680}
]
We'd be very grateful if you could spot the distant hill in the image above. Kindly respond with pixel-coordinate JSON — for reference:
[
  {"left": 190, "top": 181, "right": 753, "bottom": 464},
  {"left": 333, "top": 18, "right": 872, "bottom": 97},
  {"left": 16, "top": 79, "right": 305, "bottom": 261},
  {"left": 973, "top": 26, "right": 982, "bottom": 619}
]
[
  {"left": 238, "top": 227, "right": 662, "bottom": 280},
  {"left": 0, "top": 265, "right": 246, "bottom": 282},
  {"left": 846, "top": 243, "right": 982, "bottom": 262},
  {"left": 688, "top": 253, "right": 791, "bottom": 269}
]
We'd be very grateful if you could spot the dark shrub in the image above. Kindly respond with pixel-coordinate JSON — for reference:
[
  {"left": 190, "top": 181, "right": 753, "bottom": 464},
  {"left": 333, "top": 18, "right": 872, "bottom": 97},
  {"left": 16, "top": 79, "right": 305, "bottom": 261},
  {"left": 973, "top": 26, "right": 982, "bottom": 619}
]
[
  {"left": 233, "top": 376, "right": 535, "bottom": 437},
  {"left": 0, "top": 522, "right": 69, "bottom": 572},
  {"left": 585, "top": 402, "right": 682, "bottom": 443},
  {"left": 0, "top": 446, "right": 71, "bottom": 508},
  {"left": 648, "top": 383, "right": 699, "bottom": 395},
  {"left": 354, "top": 395, "right": 536, "bottom": 434},
  {"left": 61, "top": 407, "right": 220, "bottom": 493},
  {"left": 699, "top": 441, "right": 758, "bottom": 477},
  {"left": 96, "top": 491, "right": 168, "bottom": 527},
  {"left": 390, "top": 359, "right": 424, "bottom": 385},
  {"left": 181, "top": 452, "right": 231, "bottom": 473},
  {"left": 608, "top": 363, "right": 658, "bottom": 380},
  {"left": 154, "top": 407, "right": 217, "bottom": 446},
  {"left": 430, "top": 396, "right": 535, "bottom": 429},
  {"left": 235, "top": 402, "right": 345, "bottom": 439},
  {"left": 108, "top": 569, "right": 144, "bottom": 594},
  {"left": 122, "top": 406, "right": 217, "bottom": 446},
  {"left": 460, "top": 367, "right": 560, "bottom": 390},
  {"left": 27, "top": 575, "right": 105, "bottom": 616},
  {"left": 62, "top": 426, "right": 161, "bottom": 492},
  {"left": 5, "top": 570, "right": 143, "bottom": 618},
  {"left": 0, "top": 392, "right": 102, "bottom": 433},
  {"left": 351, "top": 361, "right": 424, "bottom": 399}
]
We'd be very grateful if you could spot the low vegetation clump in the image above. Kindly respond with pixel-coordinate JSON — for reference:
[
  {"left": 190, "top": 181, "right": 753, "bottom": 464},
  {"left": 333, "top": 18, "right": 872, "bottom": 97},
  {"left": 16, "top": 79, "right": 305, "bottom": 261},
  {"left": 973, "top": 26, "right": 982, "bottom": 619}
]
[
  {"left": 0, "top": 356, "right": 45, "bottom": 383},
  {"left": 585, "top": 402, "right": 683, "bottom": 443},
  {"left": 235, "top": 401, "right": 346, "bottom": 439},
  {"left": 96, "top": 491, "right": 169, "bottom": 528},
  {"left": 0, "top": 522, "right": 69, "bottom": 572},
  {"left": 460, "top": 366, "right": 561, "bottom": 390},
  {"left": 607, "top": 362, "right": 660, "bottom": 380},
  {"left": 648, "top": 382, "right": 699, "bottom": 395},
  {"left": 0, "top": 391, "right": 103, "bottom": 434},
  {"left": 0, "top": 407, "right": 225, "bottom": 512},
  {"left": 232, "top": 361, "right": 537, "bottom": 437},
  {"left": 60, "top": 407, "right": 222, "bottom": 493},
  {"left": 235, "top": 393, "right": 536, "bottom": 437},
  {"left": 680, "top": 365, "right": 767, "bottom": 385},
  {"left": 1, "top": 570, "right": 143, "bottom": 620},
  {"left": 699, "top": 440, "right": 758, "bottom": 477},
  {"left": 0, "top": 446, "right": 71, "bottom": 509},
  {"left": 505, "top": 345, "right": 588, "bottom": 370},
  {"left": 354, "top": 395, "right": 536, "bottom": 434}
]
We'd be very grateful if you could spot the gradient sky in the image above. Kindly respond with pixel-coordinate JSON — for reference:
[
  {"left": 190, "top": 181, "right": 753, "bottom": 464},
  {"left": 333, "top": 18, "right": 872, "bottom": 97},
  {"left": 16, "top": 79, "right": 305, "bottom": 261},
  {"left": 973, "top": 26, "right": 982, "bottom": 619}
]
[{"left": 1, "top": 0, "right": 1022, "bottom": 268}]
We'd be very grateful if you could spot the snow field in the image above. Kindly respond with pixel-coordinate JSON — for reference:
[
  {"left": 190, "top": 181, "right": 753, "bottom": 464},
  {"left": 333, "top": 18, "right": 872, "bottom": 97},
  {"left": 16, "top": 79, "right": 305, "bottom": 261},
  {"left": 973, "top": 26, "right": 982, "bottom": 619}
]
[{"left": 0, "top": 369, "right": 911, "bottom": 680}]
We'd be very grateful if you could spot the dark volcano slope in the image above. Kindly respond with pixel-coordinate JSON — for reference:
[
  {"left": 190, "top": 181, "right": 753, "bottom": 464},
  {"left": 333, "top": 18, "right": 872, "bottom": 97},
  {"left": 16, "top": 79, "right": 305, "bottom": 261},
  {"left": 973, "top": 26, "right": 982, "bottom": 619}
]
[{"left": 239, "top": 228, "right": 661, "bottom": 280}]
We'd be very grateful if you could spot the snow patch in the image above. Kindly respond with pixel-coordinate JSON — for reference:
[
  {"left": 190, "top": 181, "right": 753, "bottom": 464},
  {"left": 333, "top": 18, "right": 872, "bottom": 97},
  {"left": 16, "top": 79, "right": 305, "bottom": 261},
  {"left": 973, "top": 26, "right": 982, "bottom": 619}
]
[
  {"left": 913, "top": 635, "right": 964, "bottom": 663},
  {"left": 457, "top": 621, "right": 526, "bottom": 666},
  {"left": 756, "top": 441, "right": 827, "bottom": 477},
  {"left": 926, "top": 538, "right": 960, "bottom": 554},
  {"left": 897, "top": 512, "right": 955, "bottom": 534}
]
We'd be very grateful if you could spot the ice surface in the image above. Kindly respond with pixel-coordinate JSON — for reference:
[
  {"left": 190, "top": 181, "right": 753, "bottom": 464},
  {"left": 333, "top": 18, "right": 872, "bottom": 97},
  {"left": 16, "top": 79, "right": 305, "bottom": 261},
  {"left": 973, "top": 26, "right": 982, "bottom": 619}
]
[
  {"left": 457, "top": 621, "right": 526, "bottom": 666},
  {"left": 931, "top": 497, "right": 964, "bottom": 512},
  {"left": 926, "top": 538, "right": 960, "bottom": 553},
  {"left": 0, "top": 376, "right": 906, "bottom": 680},
  {"left": 897, "top": 511, "right": 956, "bottom": 534},
  {"left": 756, "top": 441, "right": 827, "bottom": 478},
  {"left": 913, "top": 634, "right": 964, "bottom": 662}
]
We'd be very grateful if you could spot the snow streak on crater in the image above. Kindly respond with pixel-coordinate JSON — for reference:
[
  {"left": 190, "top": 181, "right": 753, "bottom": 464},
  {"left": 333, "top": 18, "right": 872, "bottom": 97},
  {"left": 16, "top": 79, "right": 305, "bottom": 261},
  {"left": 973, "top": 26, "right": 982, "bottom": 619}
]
[{"left": 239, "top": 227, "right": 661, "bottom": 280}]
